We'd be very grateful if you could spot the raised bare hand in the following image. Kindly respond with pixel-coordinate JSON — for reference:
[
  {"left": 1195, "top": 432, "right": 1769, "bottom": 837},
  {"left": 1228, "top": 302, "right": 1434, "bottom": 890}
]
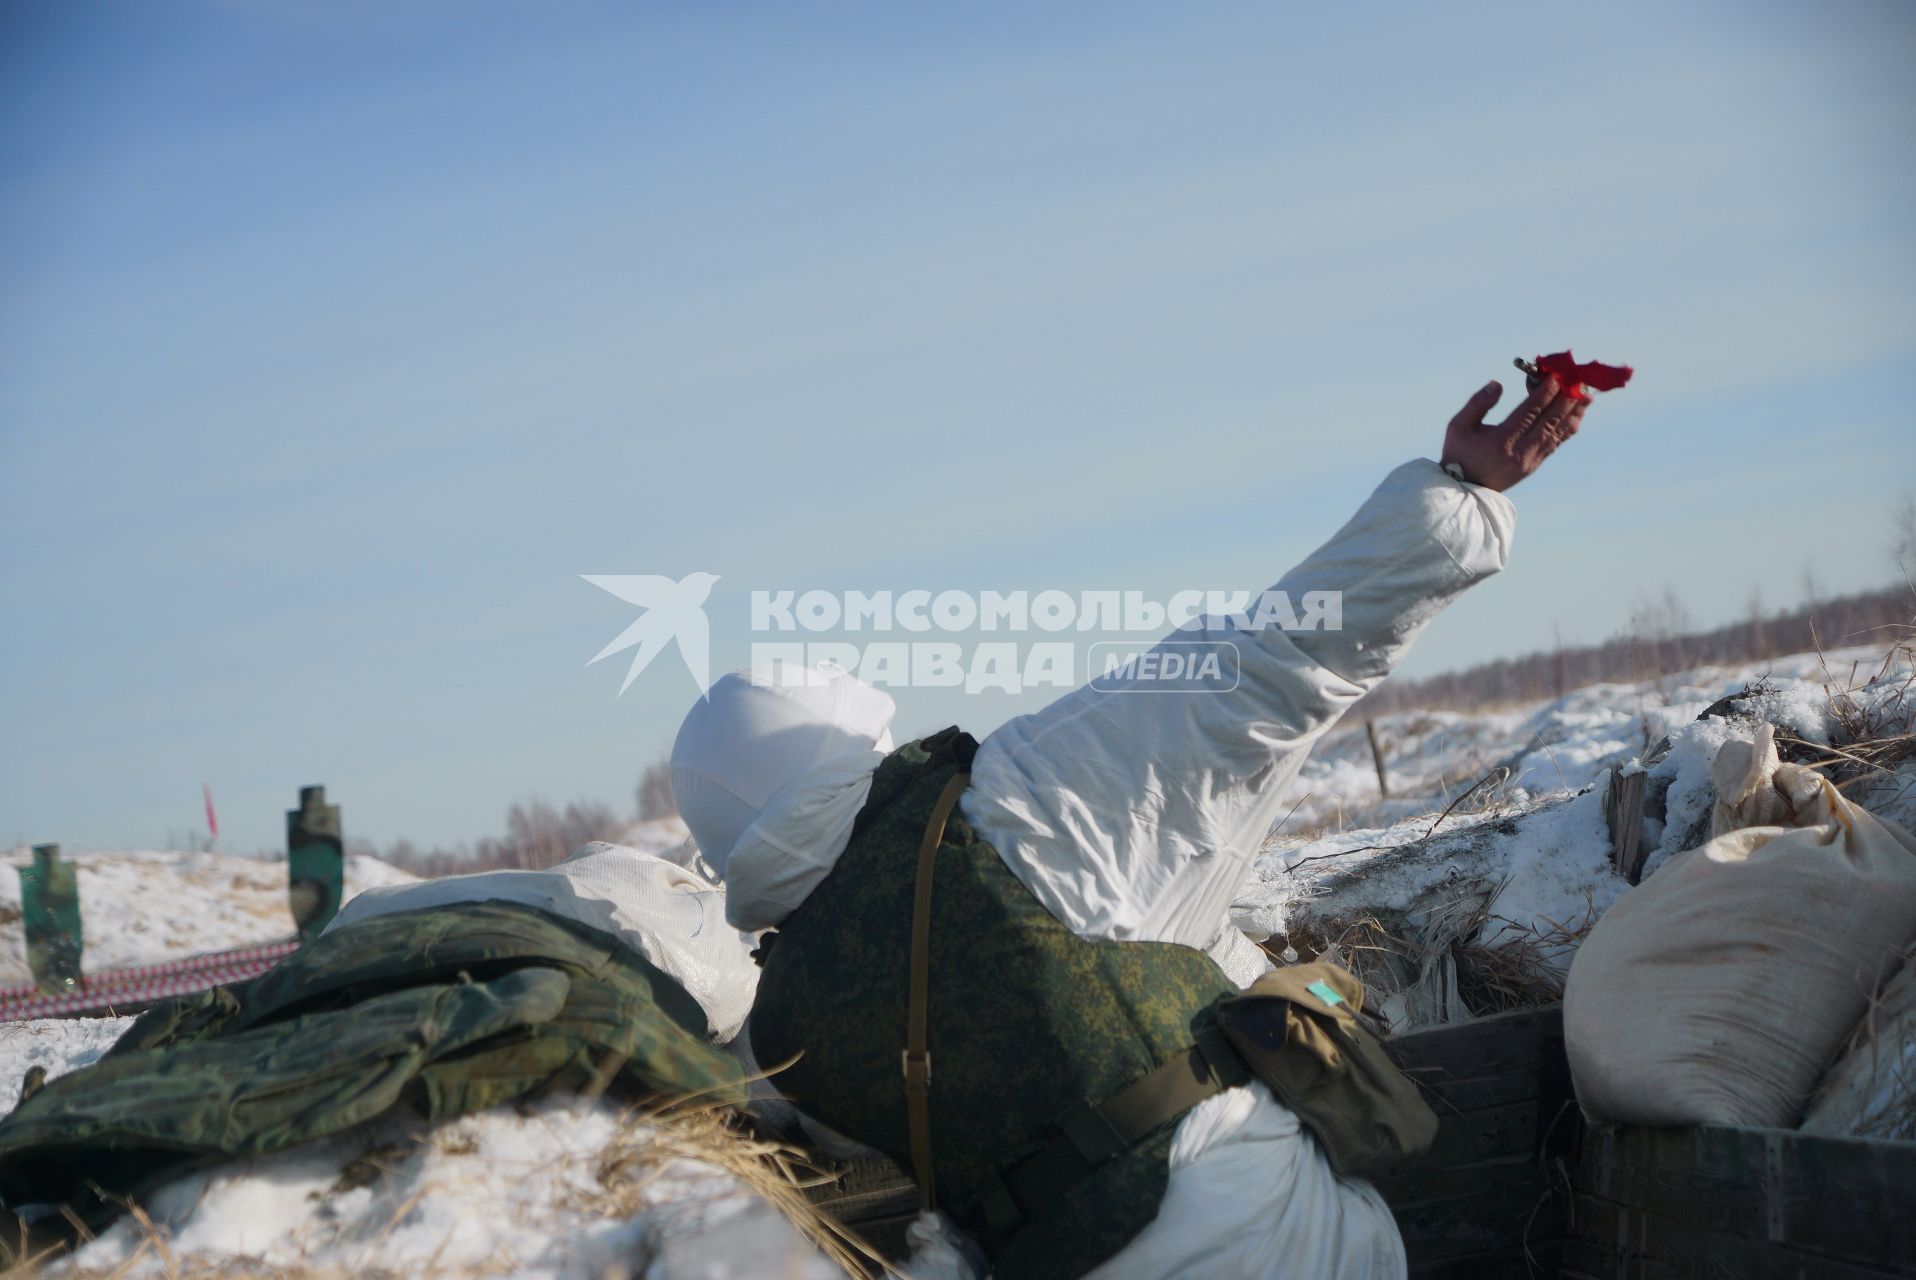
[{"left": 1440, "top": 376, "right": 1588, "bottom": 492}]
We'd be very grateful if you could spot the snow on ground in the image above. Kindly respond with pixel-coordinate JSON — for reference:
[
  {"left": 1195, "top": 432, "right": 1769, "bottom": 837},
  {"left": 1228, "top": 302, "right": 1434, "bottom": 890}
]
[
  {"left": 1277, "top": 644, "right": 1891, "bottom": 840},
  {"left": 0, "top": 850, "right": 418, "bottom": 986},
  {"left": 0, "top": 1017, "right": 838, "bottom": 1279},
  {"left": 0, "top": 852, "right": 844, "bottom": 1278},
  {"left": 1, "top": 642, "right": 1909, "bottom": 1273},
  {"left": 1232, "top": 642, "right": 1915, "bottom": 1029},
  {"left": 67, "top": 1105, "right": 835, "bottom": 1279},
  {"left": 0, "top": 1014, "right": 132, "bottom": 1088}
]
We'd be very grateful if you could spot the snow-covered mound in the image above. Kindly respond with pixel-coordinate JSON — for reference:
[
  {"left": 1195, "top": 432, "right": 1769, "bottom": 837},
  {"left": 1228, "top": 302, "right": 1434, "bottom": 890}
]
[
  {"left": 0, "top": 1017, "right": 842, "bottom": 1279},
  {"left": 1279, "top": 645, "right": 1893, "bottom": 838},
  {"left": 1233, "top": 643, "right": 1916, "bottom": 1029},
  {"left": 0, "top": 849, "right": 418, "bottom": 986}
]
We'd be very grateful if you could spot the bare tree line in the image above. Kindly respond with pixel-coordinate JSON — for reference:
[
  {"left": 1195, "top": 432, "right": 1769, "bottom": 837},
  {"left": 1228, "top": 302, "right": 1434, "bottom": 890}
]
[
  {"left": 340, "top": 756, "right": 684, "bottom": 878},
  {"left": 352, "top": 796, "right": 626, "bottom": 878},
  {"left": 1356, "top": 582, "right": 1913, "bottom": 718}
]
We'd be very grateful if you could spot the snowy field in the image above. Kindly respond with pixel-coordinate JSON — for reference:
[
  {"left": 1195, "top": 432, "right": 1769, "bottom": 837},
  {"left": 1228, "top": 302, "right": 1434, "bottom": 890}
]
[
  {"left": 1, "top": 642, "right": 1910, "bottom": 1277},
  {"left": 0, "top": 852, "right": 418, "bottom": 988}
]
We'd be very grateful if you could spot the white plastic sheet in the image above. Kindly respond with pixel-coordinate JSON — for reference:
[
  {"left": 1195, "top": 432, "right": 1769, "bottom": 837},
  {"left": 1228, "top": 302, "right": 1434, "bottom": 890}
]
[{"left": 328, "top": 842, "right": 761, "bottom": 1043}]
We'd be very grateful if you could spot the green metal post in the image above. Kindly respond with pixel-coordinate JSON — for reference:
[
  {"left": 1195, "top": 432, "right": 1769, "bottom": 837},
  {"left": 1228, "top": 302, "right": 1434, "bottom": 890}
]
[
  {"left": 19, "top": 843, "right": 83, "bottom": 993},
  {"left": 287, "top": 786, "right": 344, "bottom": 942}
]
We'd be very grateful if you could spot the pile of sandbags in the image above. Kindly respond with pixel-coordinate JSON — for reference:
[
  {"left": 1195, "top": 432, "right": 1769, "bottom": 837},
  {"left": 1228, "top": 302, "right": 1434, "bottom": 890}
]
[{"left": 1564, "top": 724, "right": 1916, "bottom": 1128}]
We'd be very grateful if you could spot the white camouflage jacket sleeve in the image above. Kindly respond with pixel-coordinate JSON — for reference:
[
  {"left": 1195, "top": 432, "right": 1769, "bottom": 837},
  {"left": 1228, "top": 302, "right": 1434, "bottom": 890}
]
[{"left": 960, "top": 458, "right": 1517, "bottom": 949}]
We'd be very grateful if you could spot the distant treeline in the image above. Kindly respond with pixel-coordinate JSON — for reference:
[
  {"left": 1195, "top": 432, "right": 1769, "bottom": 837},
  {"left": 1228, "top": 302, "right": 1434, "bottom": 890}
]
[
  {"left": 353, "top": 762, "right": 678, "bottom": 879},
  {"left": 353, "top": 796, "right": 626, "bottom": 878},
  {"left": 1356, "top": 583, "right": 1913, "bottom": 717}
]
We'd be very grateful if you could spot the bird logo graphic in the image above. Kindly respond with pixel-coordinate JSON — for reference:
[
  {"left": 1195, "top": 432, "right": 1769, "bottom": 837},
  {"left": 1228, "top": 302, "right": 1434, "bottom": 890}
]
[{"left": 582, "top": 572, "right": 721, "bottom": 695}]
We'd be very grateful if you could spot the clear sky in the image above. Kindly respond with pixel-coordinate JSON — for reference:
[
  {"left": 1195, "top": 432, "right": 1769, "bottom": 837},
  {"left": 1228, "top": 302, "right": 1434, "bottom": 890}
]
[{"left": 3, "top": 1, "right": 1912, "bottom": 857}]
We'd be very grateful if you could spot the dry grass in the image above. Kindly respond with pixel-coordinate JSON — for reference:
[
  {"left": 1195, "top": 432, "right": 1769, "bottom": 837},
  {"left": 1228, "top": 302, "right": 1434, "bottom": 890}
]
[
  {"left": 583, "top": 1100, "right": 887, "bottom": 1278},
  {"left": 1454, "top": 890, "right": 1598, "bottom": 1017},
  {"left": 1782, "top": 622, "right": 1916, "bottom": 797},
  {"left": 1271, "top": 764, "right": 1519, "bottom": 877},
  {"left": 1268, "top": 876, "right": 1596, "bottom": 1030},
  {"left": 1274, "top": 893, "right": 1485, "bottom": 1029}
]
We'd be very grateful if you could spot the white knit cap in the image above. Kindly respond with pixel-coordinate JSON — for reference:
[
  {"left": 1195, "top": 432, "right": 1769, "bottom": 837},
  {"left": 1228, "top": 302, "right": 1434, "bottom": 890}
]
[{"left": 669, "top": 661, "right": 896, "bottom": 878}]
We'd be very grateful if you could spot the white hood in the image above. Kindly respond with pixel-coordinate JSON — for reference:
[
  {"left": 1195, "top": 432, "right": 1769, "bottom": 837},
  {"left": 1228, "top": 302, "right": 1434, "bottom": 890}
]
[{"left": 670, "top": 660, "right": 895, "bottom": 930}]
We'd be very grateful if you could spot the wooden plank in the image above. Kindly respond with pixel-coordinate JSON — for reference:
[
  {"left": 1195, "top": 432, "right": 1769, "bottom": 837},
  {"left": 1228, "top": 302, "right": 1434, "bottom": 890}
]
[
  {"left": 1566, "top": 1192, "right": 1916, "bottom": 1280},
  {"left": 1413, "top": 1246, "right": 1560, "bottom": 1280},
  {"left": 1574, "top": 1125, "right": 1916, "bottom": 1272},
  {"left": 1605, "top": 766, "right": 1650, "bottom": 883},
  {"left": 1384, "top": 1155, "right": 1564, "bottom": 1263},
  {"left": 1414, "top": 1099, "right": 1551, "bottom": 1168},
  {"left": 1377, "top": 1008, "right": 1580, "bottom": 1276},
  {"left": 1405, "top": 1070, "right": 1558, "bottom": 1116},
  {"left": 1387, "top": 1006, "right": 1566, "bottom": 1079},
  {"left": 1379, "top": 1150, "right": 1550, "bottom": 1209},
  {"left": 1387, "top": 1006, "right": 1572, "bottom": 1117}
]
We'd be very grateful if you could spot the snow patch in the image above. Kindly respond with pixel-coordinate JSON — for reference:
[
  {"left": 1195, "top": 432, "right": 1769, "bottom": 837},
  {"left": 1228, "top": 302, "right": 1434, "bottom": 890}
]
[{"left": 0, "top": 849, "right": 417, "bottom": 986}]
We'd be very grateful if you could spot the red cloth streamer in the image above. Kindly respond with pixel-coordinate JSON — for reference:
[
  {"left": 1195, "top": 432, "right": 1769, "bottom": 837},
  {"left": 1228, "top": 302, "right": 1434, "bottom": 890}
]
[
  {"left": 203, "top": 783, "right": 220, "bottom": 841},
  {"left": 1535, "top": 350, "right": 1633, "bottom": 401}
]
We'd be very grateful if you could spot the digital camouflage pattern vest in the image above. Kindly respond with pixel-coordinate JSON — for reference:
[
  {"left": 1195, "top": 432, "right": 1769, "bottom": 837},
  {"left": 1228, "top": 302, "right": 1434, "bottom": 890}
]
[
  {"left": 0, "top": 901, "right": 743, "bottom": 1261},
  {"left": 750, "top": 729, "right": 1239, "bottom": 1278}
]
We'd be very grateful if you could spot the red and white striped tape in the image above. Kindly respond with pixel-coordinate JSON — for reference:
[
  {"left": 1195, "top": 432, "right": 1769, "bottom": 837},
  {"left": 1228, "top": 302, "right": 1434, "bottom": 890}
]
[
  {"left": 72, "top": 939, "right": 300, "bottom": 988},
  {"left": 0, "top": 938, "right": 302, "bottom": 1023}
]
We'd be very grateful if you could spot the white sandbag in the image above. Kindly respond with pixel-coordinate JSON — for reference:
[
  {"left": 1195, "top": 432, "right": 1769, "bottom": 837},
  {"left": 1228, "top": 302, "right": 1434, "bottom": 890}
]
[
  {"left": 1800, "top": 948, "right": 1916, "bottom": 1141},
  {"left": 1206, "top": 920, "right": 1276, "bottom": 988},
  {"left": 327, "top": 841, "right": 761, "bottom": 1043},
  {"left": 1564, "top": 724, "right": 1916, "bottom": 1128}
]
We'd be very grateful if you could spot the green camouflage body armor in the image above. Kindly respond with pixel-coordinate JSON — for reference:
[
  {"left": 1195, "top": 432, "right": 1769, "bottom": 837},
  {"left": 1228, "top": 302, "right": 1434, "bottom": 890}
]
[
  {"left": 750, "top": 729, "right": 1238, "bottom": 1278},
  {"left": 0, "top": 901, "right": 743, "bottom": 1259}
]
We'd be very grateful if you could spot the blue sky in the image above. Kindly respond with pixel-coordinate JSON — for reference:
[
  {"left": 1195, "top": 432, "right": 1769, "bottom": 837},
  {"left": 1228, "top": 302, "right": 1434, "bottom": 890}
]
[{"left": 3, "top": 1, "right": 1912, "bottom": 856}]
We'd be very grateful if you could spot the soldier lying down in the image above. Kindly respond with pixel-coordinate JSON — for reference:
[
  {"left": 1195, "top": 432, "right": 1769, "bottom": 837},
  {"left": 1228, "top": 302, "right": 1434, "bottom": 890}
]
[{"left": 667, "top": 372, "right": 1590, "bottom": 1279}]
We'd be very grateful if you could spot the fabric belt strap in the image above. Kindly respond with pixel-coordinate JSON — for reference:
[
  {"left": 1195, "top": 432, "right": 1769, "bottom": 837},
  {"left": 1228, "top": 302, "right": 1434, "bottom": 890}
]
[
  {"left": 972, "top": 1025, "right": 1251, "bottom": 1248},
  {"left": 903, "top": 770, "right": 971, "bottom": 1212}
]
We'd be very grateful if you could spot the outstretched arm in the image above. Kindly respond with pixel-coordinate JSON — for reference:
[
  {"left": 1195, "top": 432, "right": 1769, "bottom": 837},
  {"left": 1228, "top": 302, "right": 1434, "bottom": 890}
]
[{"left": 961, "top": 374, "right": 1585, "bottom": 949}]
